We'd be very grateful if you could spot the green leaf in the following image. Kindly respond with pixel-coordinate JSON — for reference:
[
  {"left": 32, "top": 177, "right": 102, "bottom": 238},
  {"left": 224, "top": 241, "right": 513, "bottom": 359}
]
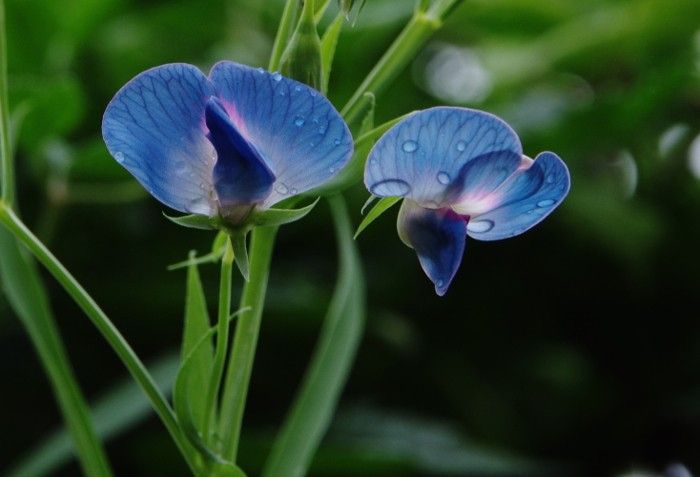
[
  {"left": 164, "top": 212, "right": 218, "bottom": 230},
  {"left": 262, "top": 195, "right": 365, "bottom": 477},
  {"left": 354, "top": 196, "right": 401, "bottom": 239},
  {"left": 249, "top": 198, "right": 319, "bottom": 227},
  {"left": 358, "top": 92, "right": 376, "bottom": 136},
  {"left": 5, "top": 353, "right": 179, "bottom": 477},
  {"left": 180, "top": 252, "right": 214, "bottom": 431},
  {"left": 319, "top": 11, "right": 344, "bottom": 94},
  {"left": 174, "top": 310, "right": 249, "bottom": 469},
  {"left": 0, "top": 225, "right": 113, "bottom": 477}
]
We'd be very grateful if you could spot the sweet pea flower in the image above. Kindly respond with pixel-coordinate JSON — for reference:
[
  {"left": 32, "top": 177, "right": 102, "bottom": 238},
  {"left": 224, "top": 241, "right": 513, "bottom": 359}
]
[
  {"left": 364, "top": 107, "right": 570, "bottom": 295},
  {"left": 102, "top": 61, "right": 352, "bottom": 225}
]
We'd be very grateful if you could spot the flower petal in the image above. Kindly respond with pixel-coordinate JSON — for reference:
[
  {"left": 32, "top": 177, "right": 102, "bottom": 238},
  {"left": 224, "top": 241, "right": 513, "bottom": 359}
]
[
  {"left": 208, "top": 61, "right": 353, "bottom": 207},
  {"left": 102, "top": 63, "right": 217, "bottom": 215},
  {"left": 365, "top": 107, "right": 522, "bottom": 207},
  {"left": 397, "top": 200, "right": 467, "bottom": 296},
  {"left": 465, "top": 152, "right": 570, "bottom": 241},
  {"left": 447, "top": 149, "right": 523, "bottom": 216},
  {"left": 205, "top": 97, "right": 275, "bottom": 208}
]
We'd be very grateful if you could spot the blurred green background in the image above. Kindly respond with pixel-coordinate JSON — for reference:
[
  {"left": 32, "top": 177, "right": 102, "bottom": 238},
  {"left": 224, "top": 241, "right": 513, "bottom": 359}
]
[{"left": 1, "top": 0, "right": 699, "bottom": 475}]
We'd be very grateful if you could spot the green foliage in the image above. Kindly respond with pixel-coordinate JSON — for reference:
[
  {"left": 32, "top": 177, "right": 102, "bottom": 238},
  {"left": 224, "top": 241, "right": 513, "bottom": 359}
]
[
  {"left": 354, "top": 196, "right": 401, "bottom": 239},
  {"left": 262, "top": 195, "right": 365, "bottom": 477}
]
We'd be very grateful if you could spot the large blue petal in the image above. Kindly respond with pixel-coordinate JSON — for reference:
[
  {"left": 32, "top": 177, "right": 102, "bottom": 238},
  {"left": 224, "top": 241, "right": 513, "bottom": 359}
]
[
  {"left": 208, "top": 61, "right": 353, "bottom": 208},
  {"left": 365, "top": 107, "right": 522, "bottom": 207},
  {"left": 465, "top": 152, "right": 570, "bottom": 241},
  {"left": 397, "top": 200, "right": 467, "bottom": 296},
  {"left": 205, "top": 97, "right": 275, "bottom": 208},
  {"left": 102, "top": 63, "right": 217, "bottom": 215}
]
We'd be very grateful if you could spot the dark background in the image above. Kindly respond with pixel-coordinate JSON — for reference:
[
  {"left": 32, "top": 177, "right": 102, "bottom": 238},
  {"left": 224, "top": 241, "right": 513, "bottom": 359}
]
[{"left": 1, "top": 0, "right": 699, "bottom": 475}]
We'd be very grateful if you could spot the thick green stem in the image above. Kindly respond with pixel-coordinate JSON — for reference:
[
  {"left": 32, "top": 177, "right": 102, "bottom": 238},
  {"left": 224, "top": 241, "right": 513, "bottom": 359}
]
[
  {"left": 340, "top": 11, "right": 441, "bottom": 126},
  {"left": 0, "top": 203, "right": 201, "bottom": 476},
  {"left": 0, "top": 1, "right": 13, "bottom": 205},
  {"left": 268, "top": 0, "right": 299, "bottom": 72},
  {"left": 218, "top": 226, "right": 278, "bottom": 461},
  {"left": 202, "top": 239, "right": 234, "bottom": 444}
]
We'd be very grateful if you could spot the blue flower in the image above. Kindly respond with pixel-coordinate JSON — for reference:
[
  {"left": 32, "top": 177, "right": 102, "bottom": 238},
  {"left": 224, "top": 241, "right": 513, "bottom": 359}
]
[
  {"left": 102, "top": 62, "right": 353, "bottom": 224},
  {"left": 364, "top": 107, "right": 570, "bottom": 296}
]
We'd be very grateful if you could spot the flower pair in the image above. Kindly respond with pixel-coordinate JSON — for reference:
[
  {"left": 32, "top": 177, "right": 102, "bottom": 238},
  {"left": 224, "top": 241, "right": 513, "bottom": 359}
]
[{"left": 102, "top": 62, "right": 569, "bottom": 295}]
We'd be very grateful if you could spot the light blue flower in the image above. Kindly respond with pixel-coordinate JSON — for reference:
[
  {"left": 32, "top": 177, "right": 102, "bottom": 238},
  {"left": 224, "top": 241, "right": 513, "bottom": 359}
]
[
  {"left": 102, "top": 62, "right": 353, "bottom": 224},
  {"left": 364, "top": 107, "right": 570, "bottom": 295}
]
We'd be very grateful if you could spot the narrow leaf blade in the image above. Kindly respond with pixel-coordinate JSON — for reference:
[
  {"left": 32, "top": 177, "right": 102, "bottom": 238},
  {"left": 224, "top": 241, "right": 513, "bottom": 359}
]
[{"left": 354, "top": 196, "right": 401, "bottom": 239}]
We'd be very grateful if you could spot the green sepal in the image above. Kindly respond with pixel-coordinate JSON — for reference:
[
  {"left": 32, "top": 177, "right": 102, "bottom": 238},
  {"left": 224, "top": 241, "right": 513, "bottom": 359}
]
[
  {"left": 230, "top": 232, "right": 250, "bottom": 282},
  {"left": 249, "top": 198, "right": 319, "bottom": 227},
  {"left": 164, "top": 212, "right": 218, "bottom": 230},
  {"left": 354, "top": 196, "right": 402, "bottom": 239}
]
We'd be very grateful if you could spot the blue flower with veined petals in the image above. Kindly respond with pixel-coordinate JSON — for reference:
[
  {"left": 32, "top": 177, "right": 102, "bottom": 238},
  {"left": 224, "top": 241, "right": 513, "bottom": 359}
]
[
  {"left": 364, "top": 107, "right": 570, "bottom": 296},
  {"left": 102, "top": 61, "right": 353, "bottom": 223}
]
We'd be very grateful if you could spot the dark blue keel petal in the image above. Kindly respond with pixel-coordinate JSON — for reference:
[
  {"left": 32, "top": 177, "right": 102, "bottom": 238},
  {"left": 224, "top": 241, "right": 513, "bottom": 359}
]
[
  {"left": 102, "top": 63, "right": 217, "bottom": 215},
  {"left": 397, "top": 200, "right": 467, "bottom": 296},
  {"left": 205, "top": 97, "right": 275, "bottom": 208},
  {"left": 209, "top": 61, "right": 353, "bottom": 207}
]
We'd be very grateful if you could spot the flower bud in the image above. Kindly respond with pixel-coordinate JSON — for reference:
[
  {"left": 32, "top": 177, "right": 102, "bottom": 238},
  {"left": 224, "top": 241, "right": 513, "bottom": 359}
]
[{"left": 280, "top": 0, "right": 322, "bottom": 90}]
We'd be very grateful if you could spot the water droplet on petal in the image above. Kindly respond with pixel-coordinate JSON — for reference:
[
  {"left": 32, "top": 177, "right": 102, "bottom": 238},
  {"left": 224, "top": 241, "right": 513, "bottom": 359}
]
[
  {"left": 114, "top": 152, "right": 125, "bottom": 164},
  {"left": 294, "top": 85, "right": 301, "bottom": 92},
  {"left": 546, "top": 173, "right": 555, "bottom": 184},
  {"left": 467, "top": 219, "right": 495, "bottom": 233},
  {"left": 294, "top": 116, "right": 305, "bottom": 127},
  {"left": 456, "top": 141, "right": 466, "bottom": 152},
  {"left": 369, "top": 179, "right": 411, "bottom": 196},
  {"left": 257, "top": 67, "right": 265, "bottom": 74},
  {"left": 318, "top": 125, "right": 327, "bottom": 134},
  {"left": 436, "top": 279, "right": 444, "bottom": 288},
  {"left": 275, "top": 183, "right": 289, "bottom": 194},
  {"left": 537, "top": 199, "right": 555, "bottom": 207},
  {"left": 402, "top": 140, "right": 418, "bottom": 153},
  {"left": 290, "top": 187, "right": 298, "bottom": 194},
  {"left": 333, "top": 138, "right": 341, "bottom": 146},
  {"left": 437, "top": 171, "right": 451, "bottom": 184},
  {"left": 272, "top": 72, "right": 282, "bottom": 81}
]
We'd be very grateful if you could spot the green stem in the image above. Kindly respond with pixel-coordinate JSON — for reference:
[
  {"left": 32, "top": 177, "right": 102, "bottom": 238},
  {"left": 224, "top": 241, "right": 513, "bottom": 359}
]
[
  {"left": 218, "top": 226, "right": 278, "bottom": 461},
  {"left": 0, "top": 203, "right": 201, "bottom": 475},
  {"left": 202, "top": 239, "right": 234, "bottom": 444},
  {"left": 268, "top": 0, "right": 299, "bottom": 72},
  {"left": 340, "top": 1, "right": 464, "bottom": 127},
  {"left": 0, "top": 1, "right": 14, "bottom": 205}
]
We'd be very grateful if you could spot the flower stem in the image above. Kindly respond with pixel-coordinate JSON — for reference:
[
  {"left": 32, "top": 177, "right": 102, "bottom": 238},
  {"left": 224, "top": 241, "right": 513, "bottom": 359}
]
[
  {"left": 217, "top": 225, "right": 278, "bottom": 461},
  {"left": 202, "top": 238, "right": 234, "bottom": 444},
  {"left": 268, "top": 0, "right": 299, "bottom": 72},
  {"left": 0, "top": 203, "right": 201, "bottom": 476},
  {"left": 340, "top": 0, "right": 465, "bottom": 127}
]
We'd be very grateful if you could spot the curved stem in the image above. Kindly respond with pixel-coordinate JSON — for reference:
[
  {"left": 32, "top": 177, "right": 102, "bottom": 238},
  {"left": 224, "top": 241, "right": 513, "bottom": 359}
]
[
  {"left": 218, "top": 226, "right": 278, "bottom": 461},
  {"left": 0, "top": 203, "right": 201, "bottom": 475},
  {"left": 202, "top": 239, "right": 234, "bottom": 444}
]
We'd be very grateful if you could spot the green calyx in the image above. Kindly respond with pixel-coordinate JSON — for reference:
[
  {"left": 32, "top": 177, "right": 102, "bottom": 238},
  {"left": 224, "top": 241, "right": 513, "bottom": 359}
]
[{"left": 164, "top": 198, "right": 319, "bottom": 280}]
